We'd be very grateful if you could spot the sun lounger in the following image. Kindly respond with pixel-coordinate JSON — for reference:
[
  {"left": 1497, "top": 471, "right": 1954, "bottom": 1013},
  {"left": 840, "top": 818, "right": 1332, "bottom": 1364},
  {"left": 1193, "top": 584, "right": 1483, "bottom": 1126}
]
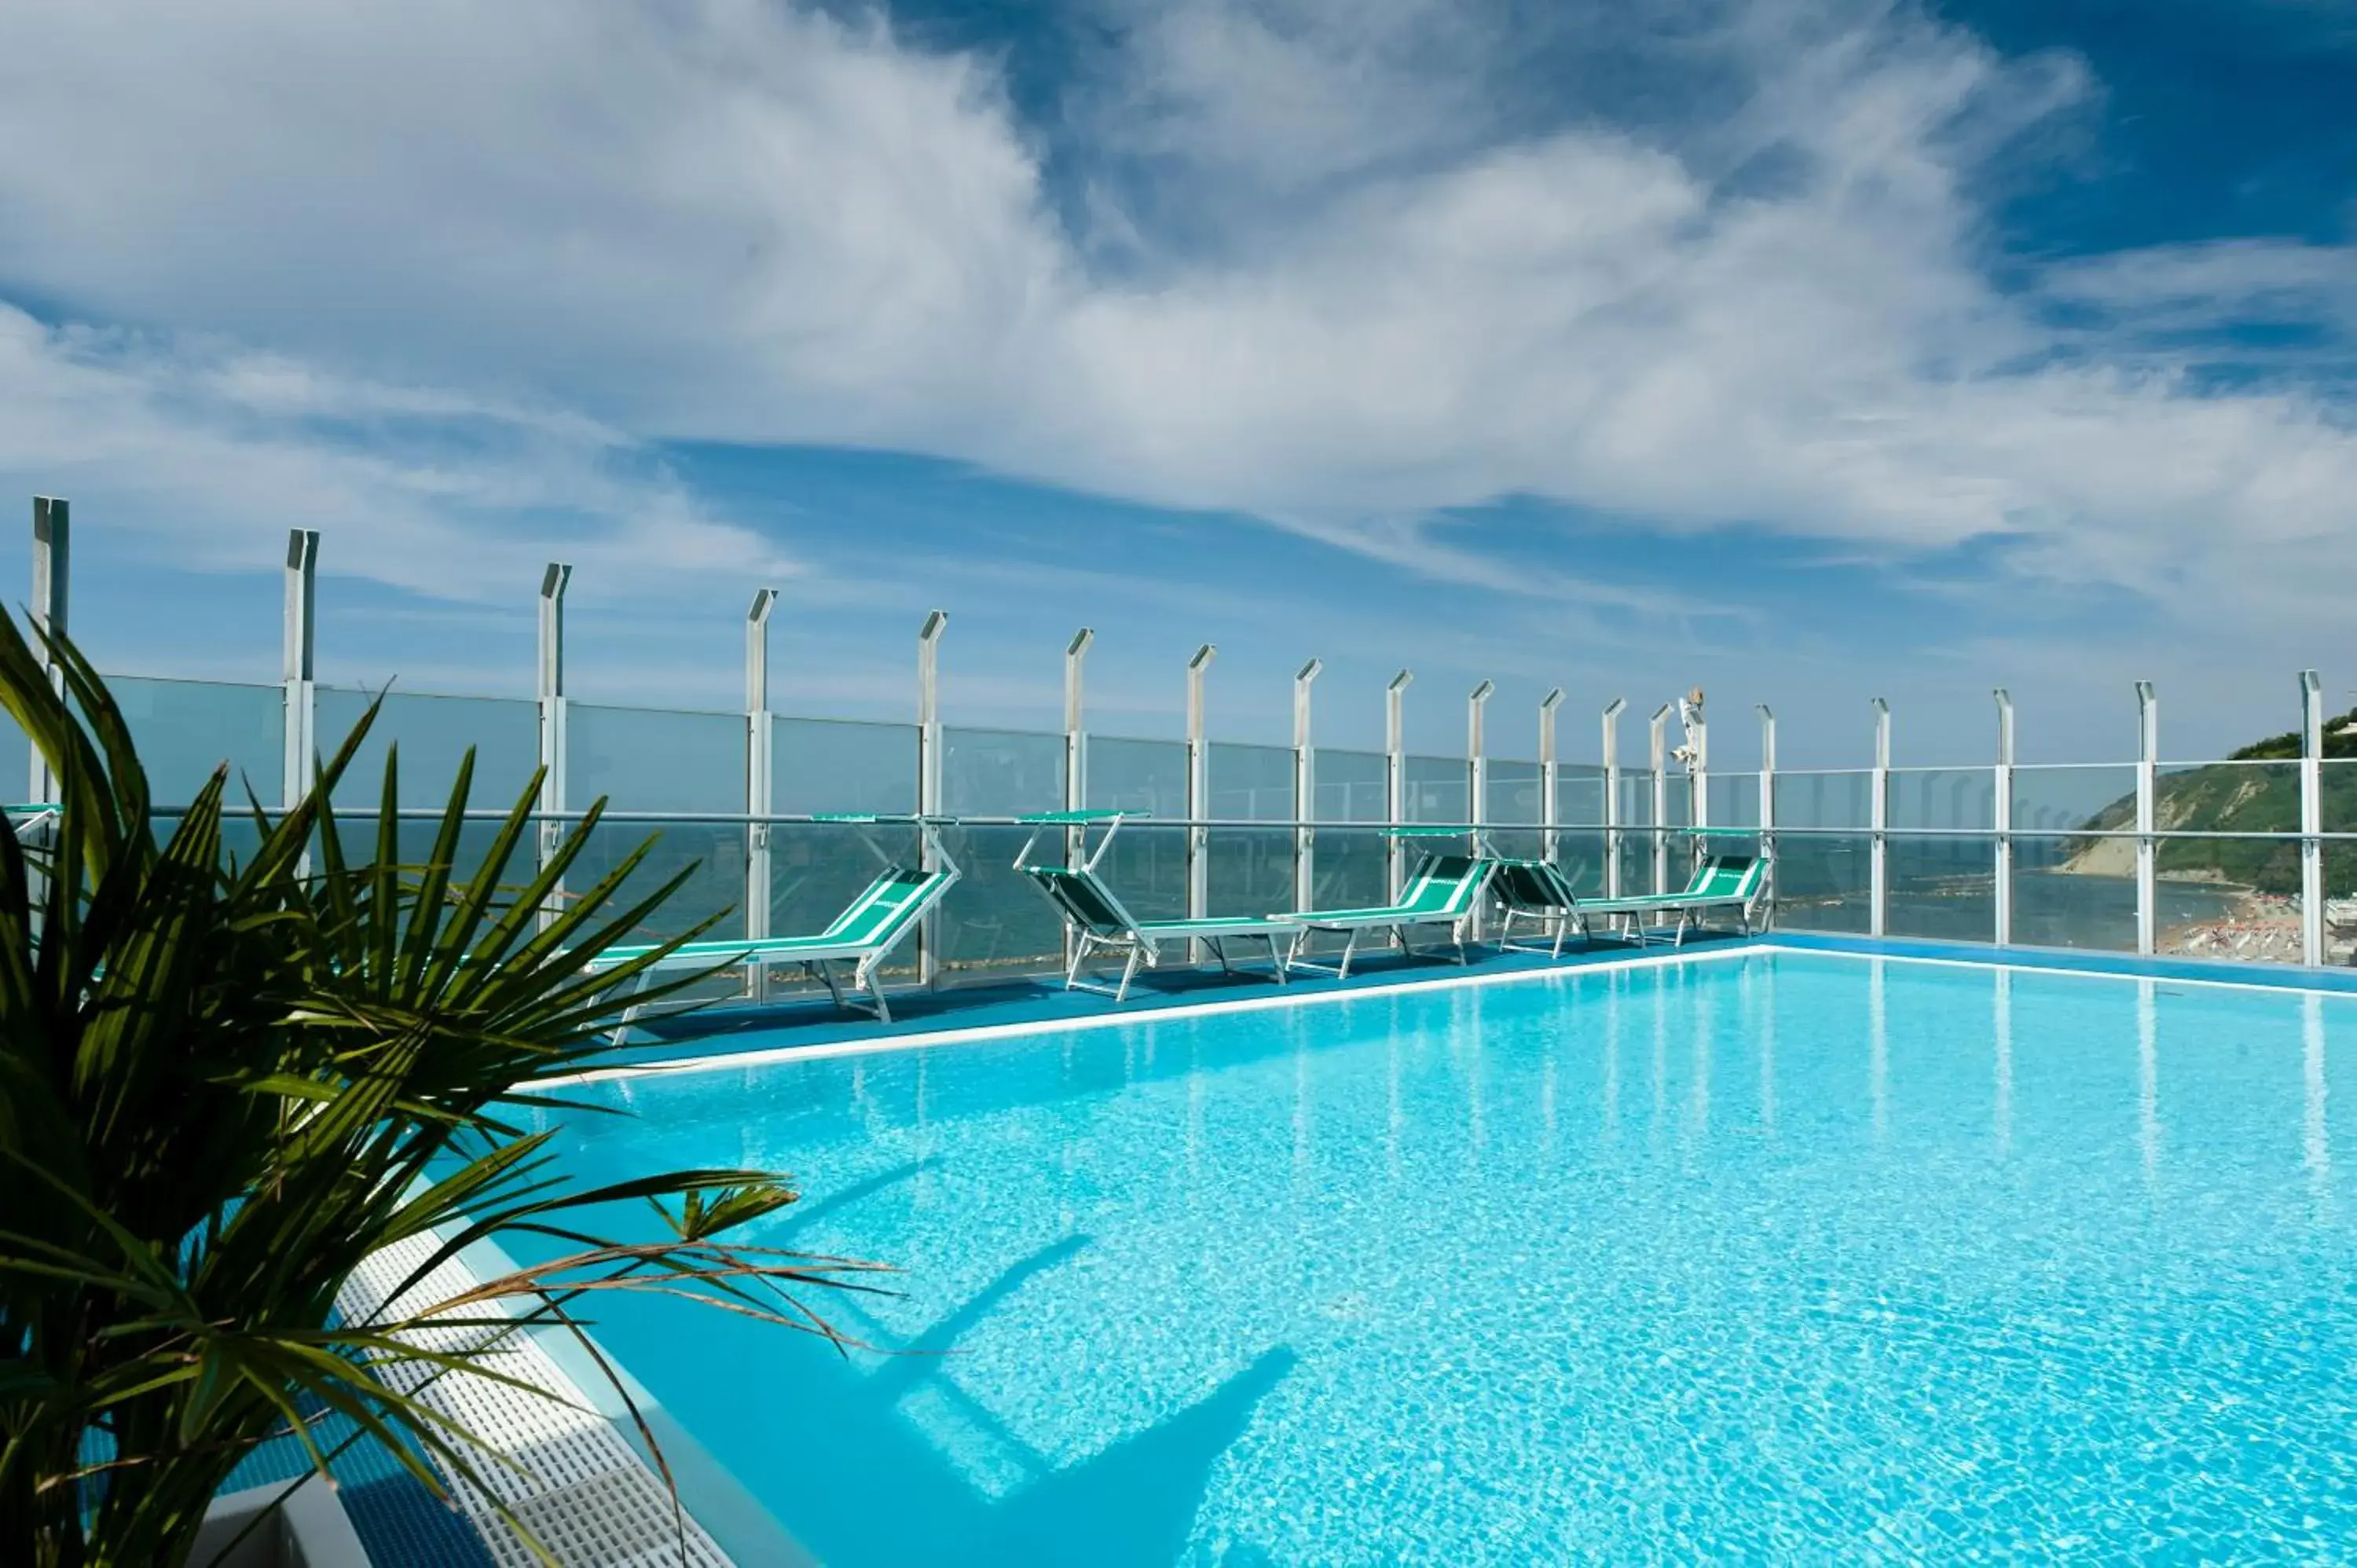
[{"left": 1014, "top": 811, "right": 1299, "bottom": 1002}]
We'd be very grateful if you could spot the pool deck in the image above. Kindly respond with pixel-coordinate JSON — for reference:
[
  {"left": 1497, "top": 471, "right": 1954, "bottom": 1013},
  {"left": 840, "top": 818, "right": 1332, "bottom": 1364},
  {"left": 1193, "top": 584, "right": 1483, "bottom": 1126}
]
[{"left": 583, "top": 926, "right": 2357, "bottom": 1079}]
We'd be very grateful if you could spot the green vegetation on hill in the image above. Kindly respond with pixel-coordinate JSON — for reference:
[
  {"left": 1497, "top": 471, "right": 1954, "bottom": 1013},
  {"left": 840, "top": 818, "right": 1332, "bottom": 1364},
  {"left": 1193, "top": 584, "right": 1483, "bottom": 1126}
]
[{"left": 2069, "top": 707, "right": 2357, "bottom": 896}]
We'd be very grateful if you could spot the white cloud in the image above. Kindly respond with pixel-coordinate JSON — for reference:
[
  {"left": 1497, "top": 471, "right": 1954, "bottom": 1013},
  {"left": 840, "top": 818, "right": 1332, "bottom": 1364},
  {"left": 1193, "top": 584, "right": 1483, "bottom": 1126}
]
[
  {"left": 0, "top": 0, "right": 2352, "bottom": 651},
  {"left": 0, "top": 306, "right": 800, "bottom": 601}
]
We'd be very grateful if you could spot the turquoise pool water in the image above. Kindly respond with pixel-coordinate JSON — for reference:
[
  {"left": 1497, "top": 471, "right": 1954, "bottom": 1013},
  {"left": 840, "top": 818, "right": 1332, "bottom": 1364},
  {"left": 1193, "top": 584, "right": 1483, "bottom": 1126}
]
[{"left": 532, "top": 951, "right": 2357, "bottom": 1563}]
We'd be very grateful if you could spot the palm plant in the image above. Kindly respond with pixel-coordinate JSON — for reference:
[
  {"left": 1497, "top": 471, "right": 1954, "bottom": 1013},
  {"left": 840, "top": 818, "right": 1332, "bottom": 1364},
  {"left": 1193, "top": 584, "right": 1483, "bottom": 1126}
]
[{"left": 0, "top": 612, "right": 881, "bottom": 1568}]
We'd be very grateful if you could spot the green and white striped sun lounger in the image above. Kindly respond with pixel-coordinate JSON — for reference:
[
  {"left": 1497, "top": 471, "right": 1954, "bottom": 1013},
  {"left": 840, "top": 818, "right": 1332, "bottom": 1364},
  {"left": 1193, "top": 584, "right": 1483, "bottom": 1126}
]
[
  {"left": 1488, "top": 858, "right": 1597, "bottom": 958},
  {"left": 1281, "top": 831, "right": 1499, "bottom": 979},
  {"left": 1014, "top": 811, "right": 1300, "bottom": 1002},
  {"left": 588, "top": 815, "right": 958, "bottom": 1034},
  {"left": 1578, "top": 852, "right": 1766, "bottom": 946}
]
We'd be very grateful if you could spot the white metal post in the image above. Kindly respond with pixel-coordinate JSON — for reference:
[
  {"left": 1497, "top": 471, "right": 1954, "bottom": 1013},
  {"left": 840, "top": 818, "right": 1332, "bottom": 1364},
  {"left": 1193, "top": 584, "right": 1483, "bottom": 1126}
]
[
  {"left": 1185, "top": 644, "right": 1216, "bottom": 955},
  {"left": 915, "top": 610, "right": 948, "bottom": 985},
  {"left": 1649, "top": 704, "right": 1671, "bottom": 895},
  {"left": 1294, "top": 658, "right": 1321, "bottom": 913},
  {"left": 1467, "top": 680, "right": 1494, "bottom": 938},
  {"left": 1993, "top": 689, "right": 2014, "bottom": 947},
  {"left": 28, "top": 497, "right": 68, "bottom": 805},
  {"left": 1466, "top": 681, "right": 1494, "bottom": 836},
  {"left": 1757, "top": 704, "right": 1776, "bottom": 925},
  {"left": 1538, "top": 688, "right": 1563, "bottom": 866},
  {"left": 1870, "top": 697, "right": 1890, "bottom": 938},
  {"left": 745, "top": 589, "right": 776, "bottom": 998},
  {"left": 2135, "top": 681, "right": 2157, "bottom": 957},
  {"left": 1386, "top": 670, "right": 1413, "bottom": 899},
  {"left": 535, "top": 563, "right": 571, "bottom": 932},
  {"left": 282, "top": 530, "right": 319, "bottom": 811},
  {"left": 1602, "top": 698, "right": 1626, "bottom": 898},
  {"left": 2300, "top": 670, "right": 2326, "bottom": 967},
  {"left": 1062, "top": 627, "right": 1094, "bottom": 969}
]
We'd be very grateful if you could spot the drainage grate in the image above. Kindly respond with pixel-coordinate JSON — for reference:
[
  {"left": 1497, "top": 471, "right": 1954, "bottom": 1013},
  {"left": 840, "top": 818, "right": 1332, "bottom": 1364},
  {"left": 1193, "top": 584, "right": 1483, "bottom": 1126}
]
[{"left": 338, "top": 1233, "right": 735, "bottom": 1568}]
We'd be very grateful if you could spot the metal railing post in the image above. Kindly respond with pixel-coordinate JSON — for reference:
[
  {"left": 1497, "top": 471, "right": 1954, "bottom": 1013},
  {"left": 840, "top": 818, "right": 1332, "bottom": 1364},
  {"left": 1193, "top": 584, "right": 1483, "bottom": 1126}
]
[
  {"left": 915, "top": 610, "right": 948, "bottom": 985},
  {"left": 535, "top": 564, "right": 571, "bottom": 932},
  {"left": 2300, "top": 670, "right": 2326, "bottom": 967},
  {"left": 1467, "top": 680, "right": 1493, "bottom": 939},
  {"left": 1757, "top": 704, "right": 1776, "bottom": 925},
  {"left": 1870, "top": 697, "right": 1890, "bottom": 938},
  {"left": 1185, "top": 645, "right": 1216, "bottom": 957},
  {"left": 745, "top": 589, "right": 776, "bottom": 999},
  {"left": 1294, "top": 658, "right": 1321, "bottom": 913},
  {"left": 2135, "top": 681, "right": 2157, "bottom": 957},
  {"left": 1601, "top": 698, "right": 1626, "bottom": 898},
  {"left": 28, "top": 497, "right": 68, "bottom": 806},
  {"left": 1649, "top": 704, "right": 1671, "bottom": 895},
  {"left": 283, "top": 530, "right": 319, "bottom": 813},
  {"left": 1063, "top": 628, "right": 1094, "bottom": 969},
  {"left": 1386, "top": 670, "right": 1413, "bottom": 899},
  {"left": 1538, "top": 688, "right": 1563, "bottom": 866},
  {"left": 1993, "top": 689, "right": 2014, "bottom": 947}
]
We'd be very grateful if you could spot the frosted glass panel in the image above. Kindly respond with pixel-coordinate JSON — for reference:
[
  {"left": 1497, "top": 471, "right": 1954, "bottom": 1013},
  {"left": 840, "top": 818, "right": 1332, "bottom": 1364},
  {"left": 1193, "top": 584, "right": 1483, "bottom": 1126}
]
[
  {"left": 112, "top": 676, "right": 284, "bottom": 808},
  {"left": 941, "top": 728, "right": 1062, "bottom": 817},
  {"left": 315, "top": 688, "right": 538, "bottom": 810},
  {"left": 1086, "top": 737, "right": 1186, "bottom": 816},
  {"left": 1209, "top": 743, "right": 1292, "bottom": 822},
  {"left": 1313, "top": 749, "right": 1386, "bottom": 822},
  {"left": 569, "top": 703, "right": 745, "bottom": 815},
  {"left": 1774, "top": 771, "right": 1871, "bottom": 831},
  {"left": 1406, "top": 756, "right": 1467, "bottom": 825},
  {"left": 774, "top": 719, "right": 915, "bottom": 815},
  {"left": 1888, "top": 768, "right": 1995, "bottom": 832}
]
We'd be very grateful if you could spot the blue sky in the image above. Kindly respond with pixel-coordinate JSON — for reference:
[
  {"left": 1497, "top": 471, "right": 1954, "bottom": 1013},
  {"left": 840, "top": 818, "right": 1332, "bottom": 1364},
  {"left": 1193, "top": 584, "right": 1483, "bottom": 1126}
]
[{"left": 0, "top": 0, "right": 2352, "bottom": 765}]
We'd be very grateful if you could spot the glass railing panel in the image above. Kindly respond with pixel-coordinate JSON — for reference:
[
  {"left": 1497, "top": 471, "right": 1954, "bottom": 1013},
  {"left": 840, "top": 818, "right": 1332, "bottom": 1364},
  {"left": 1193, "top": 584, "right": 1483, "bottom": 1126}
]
[
  {"left": 2010, "top": 764, "right": 2136, "bottom": 837},
  {"left": 1615, "top": 771, "right": 1655, "bottom": 828},
  {"left": 1406, "top": 755, "right": 1468, "bottom": 826},
  {"left": 315, "top": 688, "right": 540, "bottom": 810},
  {"left": 2010, "top": 837, "right": 2135, "bottom": 951},
  {"left": 936, "top": 730, "right": 1065, "bottom": 982},
  {"left": 1307, "top": 824, "right": 1391, "bottom": 913},
  {"left": 1886, "top": 834, "right": 1996, "bottom": 942},
  {"left": 1771, "top": 833, "right": 1871, "bottom": 933},
  {"left": 2146, "top": 834, "right": 2302, "bottom": 963},
  {"left": 1204, "top": 745, "right": 1296, "bottom": 922},
  {"left": 2330, "top": 759, "right": 2357, "bottom": 966},
  {"left": 2327, "top": 758, "right": 2357, "bottom": 834},
  {"left": 566, "top": 816, "right": 747, "bottom": 947},
  {"left": 1311, "top": 748, "right": 1387, "bottom": 823},
  {"left": 0, "top": 711, "right": 27, "bottom": 811},
  {"left": 1485, "top": 760, "right": 1542, "bottom": 860},
  {"left": 1773, "top": 770, "right": 1871, "bottom": 830},
  {"left": 935, "top": 822, "right": 1063, "bottom": 981},
  {"left": 1089, "top": 819, "right": 1188, "bottom": 925},
  {"left": 940, "top": 727, "right": 1063, "bottom": 819},
  {"left": 1207, "top": 825, "right": 1295, "bottom": 921},
  {"left": 1554, "top": 764, "right": 1605, "bottom": 831},
  {"left": 773, "top": 718, "right": 917, "bottom": 815},
  {"left": 1888, "top": 768, "right": 1995, "bottom": 832},
  {"left": 1209, "top": 742, "right": 1294, "bottom": 823},
  {"left": 1706, "top": 771, "right": 1761, "bottom": 830},
  {"left": 2146, "top": 758, "right": 2303, "bottom": 838},
  {"left": 765, "top": 819, "right": 925, "bottom": 995},
  {"left": 112, "top": 676, "right": 286, "bottom": 810},
  {"left": 568, "top": 703, "right": 746, "bottom": 815},
  {"left": 1084, "top": 736, "right": 1186, "bottom": 817}
]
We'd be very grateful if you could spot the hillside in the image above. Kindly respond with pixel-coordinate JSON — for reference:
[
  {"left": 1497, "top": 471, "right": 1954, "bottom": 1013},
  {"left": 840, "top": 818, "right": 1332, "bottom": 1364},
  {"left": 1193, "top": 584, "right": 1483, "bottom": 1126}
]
[{"left": 2066, "top": 707, "right": 2357, "bottom": 895}]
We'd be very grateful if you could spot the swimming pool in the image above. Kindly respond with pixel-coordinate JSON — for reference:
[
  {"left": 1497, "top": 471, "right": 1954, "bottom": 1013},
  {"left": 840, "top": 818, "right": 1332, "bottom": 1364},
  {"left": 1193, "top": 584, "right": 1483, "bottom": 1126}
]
[{"left": 529, "top": 949, "right": 2357, "bottom": 1562}]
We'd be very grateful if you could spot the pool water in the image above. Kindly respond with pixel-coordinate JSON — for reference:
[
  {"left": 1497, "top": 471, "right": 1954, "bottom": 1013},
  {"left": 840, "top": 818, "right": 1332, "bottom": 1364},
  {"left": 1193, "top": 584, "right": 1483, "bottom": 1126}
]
[{"left": 531, "top": 951, "right": 2357, "bottom": 1563}]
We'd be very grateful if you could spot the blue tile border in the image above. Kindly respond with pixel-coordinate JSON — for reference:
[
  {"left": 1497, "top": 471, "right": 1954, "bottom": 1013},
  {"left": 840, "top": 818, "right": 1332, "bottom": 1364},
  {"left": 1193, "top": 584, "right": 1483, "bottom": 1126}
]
[
  {"left": 1766, "top": 929, "right": 2357, "bottom": 995},
  {"left": 593, "top": 925, "right": 2357, "bottom": 1079},
  {"left": 592, "top": 932, "right": 1756, "bottom": 1072}
]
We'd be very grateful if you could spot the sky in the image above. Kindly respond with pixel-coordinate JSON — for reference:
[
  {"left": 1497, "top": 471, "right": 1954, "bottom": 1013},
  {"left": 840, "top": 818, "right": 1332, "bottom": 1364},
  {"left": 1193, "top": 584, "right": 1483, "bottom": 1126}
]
[{"left": 0, "top": 0, "right": 2352, "bottom": 766}]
